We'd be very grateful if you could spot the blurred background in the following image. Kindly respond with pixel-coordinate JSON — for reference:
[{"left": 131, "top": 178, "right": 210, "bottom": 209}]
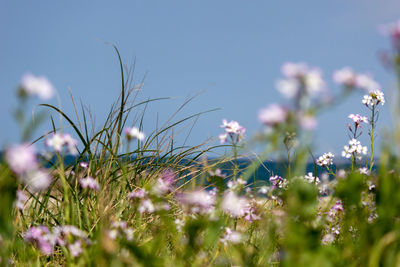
[{"left": 0, "top": 0, "right": 399, "bottom": 156}]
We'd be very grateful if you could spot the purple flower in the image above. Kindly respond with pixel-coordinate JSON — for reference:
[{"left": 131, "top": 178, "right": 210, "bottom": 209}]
[
  {"left": 348, "top": 114, "right": 368, "bottom": 124},
  {"left": 24, "top": 226, "right": 55, "bottom": 255},
  {"left": 16, "top": 190, "right": 28, "bottom": 210},
  {"left": 127, "top": 188, "right": 146, "bottom": 199},
  {"left": 269, "top": 175, "right": 287, "bottom": 189},
  {"left": 153, "top": 169, "right": 176, "bottom": 196}
]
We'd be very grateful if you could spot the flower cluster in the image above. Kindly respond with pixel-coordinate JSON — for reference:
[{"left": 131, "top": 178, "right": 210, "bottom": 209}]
[
  {"left": 258, "top": 104, "right": 287, "bottom": 127},
  {"left": 304, "top": 172, "right": 321, "bottom": 185},
  {"left": 20, "top": 73, "right": 55, "bottom": 100},
  {"left": 269, "top": 175, "right": 288, "bottom": 189},
  {"left": 341, "top": 139, "right": 367, "bottom": 159},
  {"left": 277, "top": 62, "right": 326, "bottom": 98},
  {"left": 219, "top": 227, "right": 243, "bottom": 245},
  {"left": 219, "top": 119, "right": 246, "bottom": 144},
  {"left": 348, "top": 114, "right": 368, "bottom": 125},
  {"left": 24, "top": 225, "right": 89, "bottom": 257},
  {"left": 316, "top": 153, "right": 334, "bottom": 167},
  {"left": 45, "top": 133, "right": 78, "bottom": 155},
  {"left": 362, "top": 90, "right": 385, "bottom": 107},
  {"left": 177, "top": 189, "right": 216, "bottom": 214},
  {"left": 333, "top": 68, "right": 381, "bottom": 92},
  {"left": 79, "top": 176, "right": 100, "bottom": 191},
  {"left": 107, "top": 220, "right": 134, "bottom": 241}
]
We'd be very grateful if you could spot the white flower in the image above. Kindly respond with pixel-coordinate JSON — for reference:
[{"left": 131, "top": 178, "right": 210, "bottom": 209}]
[
  {"left": 220, "top": 228, "right": 243, "bottom": 245},
  {"left": 22, "top": 169, "right": 52, "bottom": 192},
  {"left": 138, "top": 199, "right": 155, "bottom": 213},
  {"left": 356, "top": 74, "right": 380, "bottom": 92},
  {"left": 348, "top": 114, "right": 368, "bottom": 124},
  {"left": 20, "top": 73, "right": 55, "bottom": 100},
  {"left": 333, "top": 67, "right": 357, "bottom": 86},
  {"left": 5, "top": 143, "right": 38, "bottom": 175},
  {"left": 304, "top": 69, "right": 325, "bottom": 94},
  {"left": 362, "top": 90, "right": 385, "bottom": 107},
  {"left": 304, "top": 172, "right": 320, "bottom": 185},
  {"left": 124, "top": 127, "right": 145, "bottom": 141},
  {"left": 68, "top": 240, "right": 83, "bottom": 257},
  {"left": 281, "top": 62, "right": 308, "bottom": 78},
  {"left": 316, "top": 153, "right": 334, "bottom": 167},
  {"left": 45, "top": 133, "right": 78, "bottom": 155},
  {"left": 221, "top": 191, "right": 248, "bottom": 218},
  {"left": 359, "top": 167, "right": 370, "bottom": 175},
  {"left": 276, "top": 79, "right": 299, "bottom": 98},
  {"left": 341, "top": 139, "right": 367, "bottom": 159}
]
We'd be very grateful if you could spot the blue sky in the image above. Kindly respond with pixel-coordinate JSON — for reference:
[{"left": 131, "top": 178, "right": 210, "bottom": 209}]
[{"left": 1, "top": 0, "right": 399, "bottom": 156}]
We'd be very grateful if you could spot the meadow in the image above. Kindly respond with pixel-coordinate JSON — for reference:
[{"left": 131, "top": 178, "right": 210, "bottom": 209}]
[{"left": 2, "top": 19, "right": 400, "bottom": 266}]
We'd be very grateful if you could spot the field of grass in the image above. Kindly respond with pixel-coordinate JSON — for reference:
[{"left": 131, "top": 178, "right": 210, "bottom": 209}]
[{"left": 2, "top": 20, "right": 400, "bottom": 266}]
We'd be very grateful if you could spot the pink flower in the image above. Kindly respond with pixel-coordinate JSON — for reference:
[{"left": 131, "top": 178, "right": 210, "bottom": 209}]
[
  {"left": 127, "top": 188, "right": 146, "bottom": 199},
  {"left": 16, "top": 190, "right": 28, "bottom": 210},
  {"left": 24, "top": 226, "right": 55, "bottom": 255},
  {"left": 281, "top": 62, "right": 308, "bottom": 78},
  {"left": 348, "top": 114, "right": 368, "bottom": 124},
  {"left": 5, "top": 143, "right": 38, "bottom": 175},
  {"left": 177, "top": 190, "right": 216, "bottom": 214},
  {"left": 333, "top": 67, "right": 357, "bottom": 87},
  {"left": 221, "top": 191, "right": 249, "bottom": 218},
  {"left": 20, "top": 73, "right": 55, "bottom": 100},
  {"left": 79, "top": 176, "right": 100, "bottom": 191},
  {"left": 258, "top": 104, "right": 287, "bottom": 126},
  {"left": 45, "top": 133, "right": 78, "bottom": 155}
]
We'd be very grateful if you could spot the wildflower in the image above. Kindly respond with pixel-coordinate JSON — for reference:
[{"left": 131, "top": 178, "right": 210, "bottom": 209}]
[
  {"left": 276, "top": 79, "right": 299, "bottom": 98},
  {"left": 20, "top": 73, "right": 55, "bottom": 100},
  {"left": 45, "top": 133, "right": 78, "bottom": 155},
  {"left": 304, "top": 172, "right": 320, "bottom": 185},
  {"left": 316, "top": 153, "right": 334, "bottom": 167},
  {"left": 208, "top": 169, "right": 226, "bottom": 178},
  {"left": 304, "top": 68, "right": 325, "bottom": 94},
  {"left": 281, "top": 62, "right": 308, "bottom": 78},
  {"left": 79, "top": 176, "right": 100, "bottom": 191},
  {"left": 258, "top": 186, "right": 269, "bottom": 194},
  {"left": 356, "top": 74, "right": 381, "bottom": 92},
  {"left": 221, "top": 191, "right": 248, "bottom": 218},
  {"left": 124, "top": 127, "right": 145, "bottom": 141},
  {"left": 79, "top": 162, "right": 88, "bottom": 168},
  {"left": 220, "top": 227, "right": 243, "bottom": 245},
  {"left": 269, "top": 175, "right": 287, "bottom": 189},
  {"left": 368, "top": 180, "right": 376, "bottom": 191},
  {"left": 153, "top": 169, "right": 176, "bottom": 196},
  {"left": 258, "top": 104, "right": 287, "bottom": 127},
  {"left": 5, "top": 143, "right": 38, "bottom": 175},
  {"left": 138, "top": 199, "right": 155, "bottom": 213},
  {"left": 68, "top": 240, "right": 83, "bottom": 257},
  {"left": 333, "top": 67, "right": 357, "bottom": 87},
  {"left": 24, "top": 226, "right": 55, "bottom": 255},
  {"left": 177, "top": 190, "right": 216, "bottom": 214},
  {"left": 362, "top": 90, "right": 385, "bottom": 107},
  {"left": 219, "top": 119, "right": 246, "bottom": 144},
  {"left": 322, "top": 233, "right": 335, "bottom": 245},
  {"left": 16, "top": 190, "right": 28, "bottom": 210},
  {"left": 227, "top": 178, "right": 247, "bottom": 190},
  {"left": 299, "top": 113, "right": 317, "bottom": 130},
  {"left": 127, "top": 188, "right": 146, "bottom": 199},
  {"left": 243, "top": 204, "right": 261, "bottom": 222},
  {"left": 174, "top": 219, "right": 185, "bottom": 232},
  {"left": 108, "top": 220, "right": 134, "bottom": 241},
  {"left": 22, "top": 169, "right": 52, "bottom": 192},
  {"left": 359, "top": 167, "right": 371, "bottom": 175},
  {"left": 341, "top": 139, "right": 367, "bottom": 159},
  {"left": 348, "top": 114, "right": 368, "bottom": 124}
]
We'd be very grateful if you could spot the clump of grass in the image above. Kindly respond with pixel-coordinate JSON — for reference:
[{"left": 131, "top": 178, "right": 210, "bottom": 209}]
[{"left": 2, "top": 19, "right": 400, "bottom": 266}]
